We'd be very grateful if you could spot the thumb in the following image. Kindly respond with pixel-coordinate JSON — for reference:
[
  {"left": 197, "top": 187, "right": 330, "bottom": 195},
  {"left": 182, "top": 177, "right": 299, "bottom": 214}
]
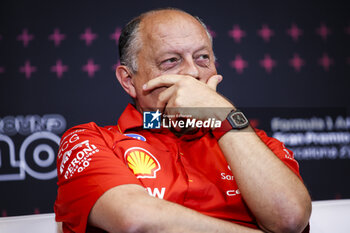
[{"left": 206, "top": 75, "right": 223, "bottom": 91}]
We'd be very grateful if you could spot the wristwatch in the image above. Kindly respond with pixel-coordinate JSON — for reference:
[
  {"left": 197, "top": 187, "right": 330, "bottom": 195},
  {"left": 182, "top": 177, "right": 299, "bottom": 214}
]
[{"left": 212, "top": 109, "right": 249, "bottom": 140}]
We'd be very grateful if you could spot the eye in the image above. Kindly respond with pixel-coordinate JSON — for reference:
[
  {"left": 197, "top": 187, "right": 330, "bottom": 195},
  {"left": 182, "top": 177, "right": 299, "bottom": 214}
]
[
  {"left": 196, "top": 54, "right": 210, "bottom": 66},
  {"left": 163, "top": 57, "right": 179, "bottom": 64},
  {"left": 198, "top": 54, "right": 209, "bottom": 60},
  {"left": 160, "top": 57, "right": 180, "bottom": 70}
]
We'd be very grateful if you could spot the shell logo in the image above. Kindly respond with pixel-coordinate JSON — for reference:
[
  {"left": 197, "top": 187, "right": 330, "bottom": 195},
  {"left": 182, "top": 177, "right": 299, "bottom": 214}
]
[{"left": 124, "top": 147, "right": 161, "bottom": 178}]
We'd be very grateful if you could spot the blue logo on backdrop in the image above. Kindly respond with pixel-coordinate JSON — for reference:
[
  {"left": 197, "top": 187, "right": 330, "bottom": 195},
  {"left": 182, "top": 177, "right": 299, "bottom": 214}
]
[
  {"left": 124, "top": 133, "right": 146, "bottom": 141},
  {"left": 143, "top": 110, "right": 161, "bottom": 129}
]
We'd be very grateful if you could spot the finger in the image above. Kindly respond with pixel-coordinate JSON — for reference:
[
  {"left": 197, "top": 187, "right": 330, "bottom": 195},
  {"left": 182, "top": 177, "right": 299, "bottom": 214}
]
[
  {"left": 143, "top": 74, "right": 184, "bottom": 92},
  {"left": 156, "top": 85, "right": 176, "bottom": 108},
  {"left": 164, "top": 94, "right": 177, "bottom": 115},
  {"left": 206, "top": 75, "right": 222, "bottom": 91}
]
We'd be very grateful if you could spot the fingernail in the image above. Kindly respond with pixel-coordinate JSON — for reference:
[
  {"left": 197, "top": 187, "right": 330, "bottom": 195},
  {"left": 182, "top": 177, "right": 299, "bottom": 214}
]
[
  {"left": 143, "top": 84, "right": 147, "bottom": 90},
  {"left": 217, "top": 75, "right": 222, "bottom": 82}
]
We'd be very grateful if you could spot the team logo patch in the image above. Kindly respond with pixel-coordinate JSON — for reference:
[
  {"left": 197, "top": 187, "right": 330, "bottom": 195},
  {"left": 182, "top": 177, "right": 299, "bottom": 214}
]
[
  {"left": 124, "top": 133, "right": 146, "bottom": 141},
  {"left": 124, "top": 147, "right": 160, "bottom": 178}
]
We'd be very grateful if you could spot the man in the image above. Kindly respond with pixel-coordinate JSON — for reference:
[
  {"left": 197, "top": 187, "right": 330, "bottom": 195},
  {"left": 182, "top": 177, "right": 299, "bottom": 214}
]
[{"left": 55, "top": 8, "right": 311, "bottom": 233}]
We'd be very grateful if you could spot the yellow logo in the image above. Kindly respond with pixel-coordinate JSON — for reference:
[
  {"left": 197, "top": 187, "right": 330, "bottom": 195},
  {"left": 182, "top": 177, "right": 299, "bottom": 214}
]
[{"left": 124, "top": 147, "right": 161, "bottom": 178}]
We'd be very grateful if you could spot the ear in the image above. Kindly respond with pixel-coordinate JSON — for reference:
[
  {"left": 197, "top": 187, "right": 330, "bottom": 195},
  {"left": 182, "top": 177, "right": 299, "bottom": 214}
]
[{"left": 116, "top": 65, "right": 137, "bottom": 98}]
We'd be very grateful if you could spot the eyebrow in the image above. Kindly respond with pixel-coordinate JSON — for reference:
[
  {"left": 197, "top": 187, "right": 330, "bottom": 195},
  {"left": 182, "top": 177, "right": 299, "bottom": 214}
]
[
  {"left": 193, "top": 45, "right": 211, "bottom": 53},
  {"left": 157, "top": 45, "right": 211, "bottom": 57}
]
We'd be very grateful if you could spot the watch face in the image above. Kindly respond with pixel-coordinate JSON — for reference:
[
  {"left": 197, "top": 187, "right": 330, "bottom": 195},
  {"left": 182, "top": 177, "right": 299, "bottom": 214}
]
[{"left": 230, "top": 112, "right": 249, "bottom": 128}]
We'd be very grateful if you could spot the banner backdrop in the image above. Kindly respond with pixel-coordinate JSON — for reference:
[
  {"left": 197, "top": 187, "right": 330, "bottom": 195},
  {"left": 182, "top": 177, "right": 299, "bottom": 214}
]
[{"left": 0, "top": 0, "right": 349, "bottom": 216}]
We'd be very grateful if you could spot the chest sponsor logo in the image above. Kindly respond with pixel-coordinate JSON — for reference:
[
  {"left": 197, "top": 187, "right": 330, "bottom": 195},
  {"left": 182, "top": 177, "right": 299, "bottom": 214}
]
[
  {"left": 221, "top": 172, "right": 235, "bottom": 180},
  {"left": 124, "top": 147, "right": 161, "bottom": 178},
  {"left": 124, "top": 133, "right": 146, "bottom": 142},
  {"left": 59, "top": 139, "right": 99, "bottom": 179},
  {"left": 221, "top": 165, "right": 234, "bottom": 180},
  {"left": 226, "top": 189, "right": 241, "bottom": 196},
  {"left": 58, "top": 130, "right": 84, "bottom": 159},
  {"left": 146, "top": 187, "right": 166, "bottom": 199}
]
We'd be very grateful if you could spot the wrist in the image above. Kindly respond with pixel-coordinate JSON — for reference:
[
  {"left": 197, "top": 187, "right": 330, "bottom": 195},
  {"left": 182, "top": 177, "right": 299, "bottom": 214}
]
[{"left": 211, "top": 109, "right": 249, "bottom": 140}]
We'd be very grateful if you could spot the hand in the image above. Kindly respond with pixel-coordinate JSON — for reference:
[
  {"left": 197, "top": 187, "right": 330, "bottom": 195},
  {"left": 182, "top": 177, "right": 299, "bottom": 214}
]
[{"left": 143, "top": 74, "right": 234, "bottom": 121}]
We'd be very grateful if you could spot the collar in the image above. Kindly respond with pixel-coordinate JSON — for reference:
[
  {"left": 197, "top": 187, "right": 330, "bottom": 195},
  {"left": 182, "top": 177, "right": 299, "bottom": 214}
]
[
  {"left": 117, "top": 104, "right": 208, "bottom": 141},
  {"left": 117, "top": 104, "right": 144, "bottom": 132}
]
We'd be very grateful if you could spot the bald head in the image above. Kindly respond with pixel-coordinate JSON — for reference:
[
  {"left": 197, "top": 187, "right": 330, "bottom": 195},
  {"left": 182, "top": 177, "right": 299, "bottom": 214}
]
[{"left": 118, "top": 8, "right": 213, "bottom": 73}]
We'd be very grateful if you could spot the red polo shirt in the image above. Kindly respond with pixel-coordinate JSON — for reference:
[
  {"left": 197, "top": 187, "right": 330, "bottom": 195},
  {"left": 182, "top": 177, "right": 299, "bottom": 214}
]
[{"left": 54, "top": 104, "right": 302, "bottom": 233}]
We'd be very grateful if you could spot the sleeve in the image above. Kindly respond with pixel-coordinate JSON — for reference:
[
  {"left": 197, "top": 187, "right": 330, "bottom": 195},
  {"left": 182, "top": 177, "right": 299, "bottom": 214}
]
[
  {"left": 254, "top": 128, "right": 302, "bottom": 180},
  {"left": 255, "top": 128, "right": 310, "bottom": 233},
  {"left": 54, "top": 123, "right": 142, "bottom": 233}
]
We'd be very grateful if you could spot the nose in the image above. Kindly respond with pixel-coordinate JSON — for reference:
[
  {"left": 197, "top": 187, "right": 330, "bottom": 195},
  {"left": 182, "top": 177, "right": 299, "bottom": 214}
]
[{"left": 179, "top": 57, "right": 200, "bottom": 80}]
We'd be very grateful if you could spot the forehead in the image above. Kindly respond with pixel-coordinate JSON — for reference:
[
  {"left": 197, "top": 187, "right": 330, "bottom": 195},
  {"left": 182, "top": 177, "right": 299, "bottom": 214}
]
[{"left": 139, "top": 11, "right": 211, "bottom": 53}]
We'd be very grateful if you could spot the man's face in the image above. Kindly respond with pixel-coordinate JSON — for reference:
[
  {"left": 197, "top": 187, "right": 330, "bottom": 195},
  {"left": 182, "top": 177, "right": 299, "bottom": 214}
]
[{"left": 132, "top": 11, "right": 217, "bottom": 111}]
